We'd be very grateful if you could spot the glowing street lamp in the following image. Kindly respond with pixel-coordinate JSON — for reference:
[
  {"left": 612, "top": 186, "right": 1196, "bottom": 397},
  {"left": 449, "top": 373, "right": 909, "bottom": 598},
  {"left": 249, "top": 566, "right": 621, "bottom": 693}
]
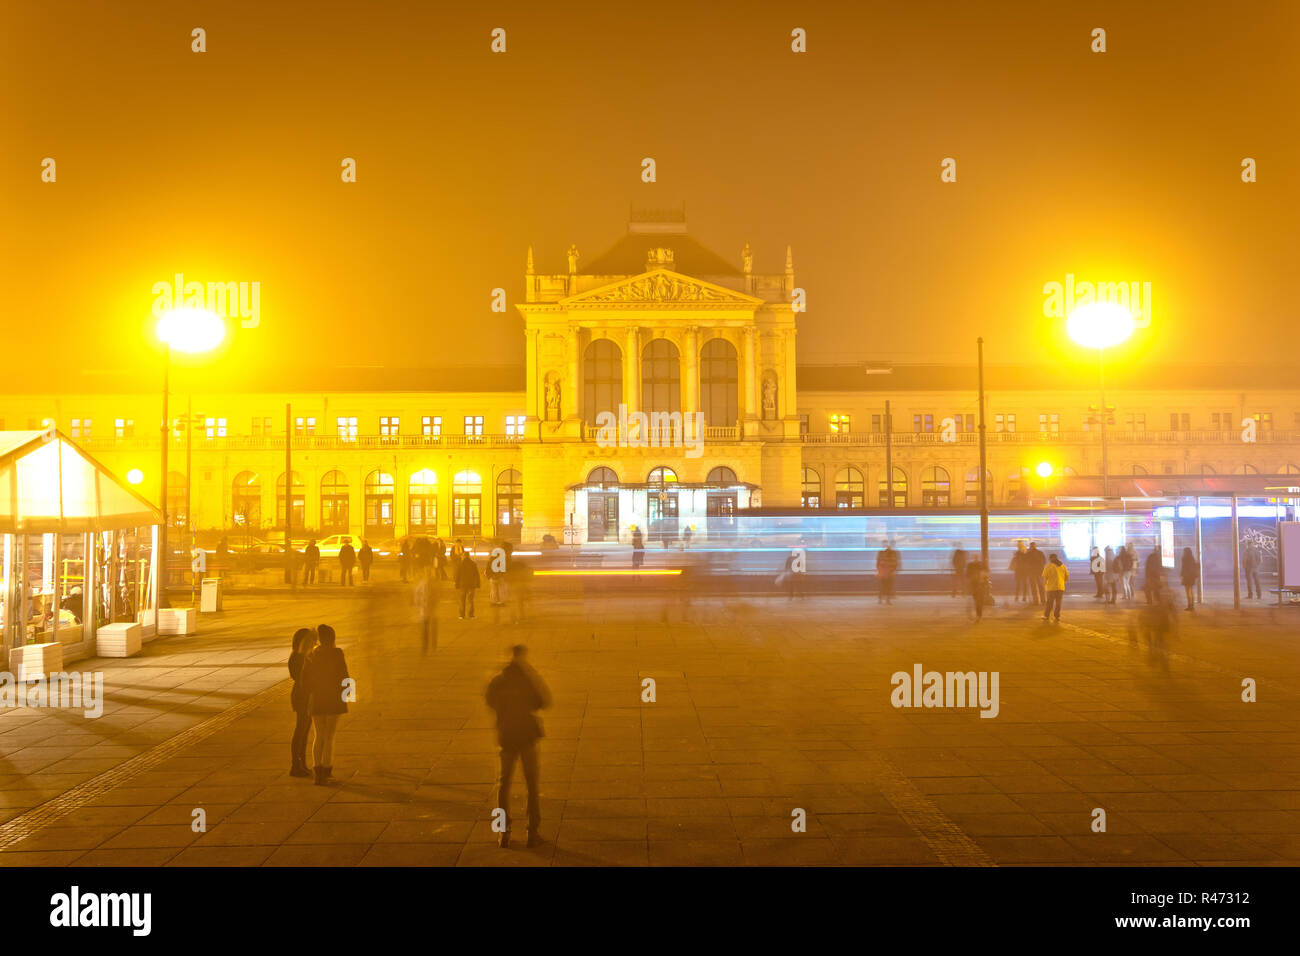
[
  {"left": 1035, "top": 461, "right": 1053, "bottom": 479},
  {"left": 126, "top": 468, "right": 145, "bottom": 485},
  {"left": 154, "top": 307, "right": 227, "bottom": 609},
  {"left": 1067, "top": 302, "right": 1135, "bottom": 497}
]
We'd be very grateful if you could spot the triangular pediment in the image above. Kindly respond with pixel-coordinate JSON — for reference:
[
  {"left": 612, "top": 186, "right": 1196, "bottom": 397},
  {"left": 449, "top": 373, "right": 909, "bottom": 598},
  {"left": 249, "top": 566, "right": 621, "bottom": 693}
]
[{"left": 561, "top": 269, "right": 764, "bottom": 308}]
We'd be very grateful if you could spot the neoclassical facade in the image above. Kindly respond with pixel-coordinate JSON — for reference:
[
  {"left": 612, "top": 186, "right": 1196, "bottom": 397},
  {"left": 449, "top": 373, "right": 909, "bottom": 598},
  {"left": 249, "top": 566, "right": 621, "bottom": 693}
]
[{"left": 3, "top": 212, "right": 1298, "bottom": 545}]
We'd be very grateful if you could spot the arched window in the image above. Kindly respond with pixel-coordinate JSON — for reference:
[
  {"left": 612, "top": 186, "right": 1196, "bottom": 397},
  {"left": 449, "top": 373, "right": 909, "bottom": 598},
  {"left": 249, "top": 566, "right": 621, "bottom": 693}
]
[
  {"left": 320, "top": 470, "right": 349, "bottom": 532},
  {"left": 801, "top": 467, "right": 821, "bottom": 508},
  {"left": 363, "top": 470, "right": 395, "bottom": 536},
  {"left": 641, "top": 339, "right": 681, "bottom": 416},
  {"left": 1284, "top": 464, "right": 1300, "bottom": 475},
  {"left": 588, "top": 466, "right": 618, "bottom": 489},
  {"left": 965, "top": 467, "right": 991, "bottom": 506},
  {"left": 232, "top": 471, "right": 261, "bottom": 529},
  {"left": 835, "top": 467, "right": 864, "bottom": 508},
  {"left": 700, "top": 338, "right": 738, "bottom": 428},
  {"left": 497, "top": 468, "right": 522, "bottom": 536},
  {"left": 1131, "top": 464, "right": 1148, "bottom": 476},
  {"left": 1233, "top": 464, "right": 1259, "bottom": 475},
  {"left": 583, "top": 339, "right": 623, "bottom": 426},
  {"left": 277, "top": 472, "right": 305, "bottom": 529},
  {"left": 647, "top": 466, "right": 678, "bottom": 485},
  {"left": 877, "top": 466, "right": 907, "bottom": 508},
  {"left": 452, "top": 470, "right": 482, "bottom": 536},
  {"left": 707, "top": 466, "right": 738, "bottom": 485},
  {"left": 408, "top": 468, "right": 437, "bottom": 532},
  {"left": 587, "top": 467, "right": 619, "bottom": 542},
  {"left": 1005, "top": 467, "right": 1030, "bottom": 503},
  {"left": 921, "top": 466, "right": 950, "bottom": 507}
]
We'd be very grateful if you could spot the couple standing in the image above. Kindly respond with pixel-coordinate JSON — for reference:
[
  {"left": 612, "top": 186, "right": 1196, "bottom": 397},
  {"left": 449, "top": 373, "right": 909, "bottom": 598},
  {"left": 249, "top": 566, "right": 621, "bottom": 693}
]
[{"left": 288, "top": 624, "right": 351, "bottom": 785}]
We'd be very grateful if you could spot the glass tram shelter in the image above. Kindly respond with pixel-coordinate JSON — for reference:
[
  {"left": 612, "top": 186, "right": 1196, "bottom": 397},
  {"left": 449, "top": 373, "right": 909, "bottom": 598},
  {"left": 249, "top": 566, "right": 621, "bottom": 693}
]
[{"left": 0, "top": 430, "right": 161, "bottom": 664}]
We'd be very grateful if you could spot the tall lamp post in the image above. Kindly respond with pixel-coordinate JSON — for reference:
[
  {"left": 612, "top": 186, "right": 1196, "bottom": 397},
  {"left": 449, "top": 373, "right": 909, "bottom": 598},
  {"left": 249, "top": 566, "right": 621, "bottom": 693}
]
[
  {"left": 154, "top": 307, "right": 226, "bottom": 612},
  {"left": 1067, "top": 302, "right": 1135, "bottom": 498}
]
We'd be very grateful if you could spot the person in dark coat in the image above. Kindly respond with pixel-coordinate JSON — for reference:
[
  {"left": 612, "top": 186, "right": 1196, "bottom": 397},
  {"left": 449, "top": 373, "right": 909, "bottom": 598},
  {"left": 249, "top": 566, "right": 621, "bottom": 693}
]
[
  {"left": 1144, "top": 547, "right": 1165, "bottom": 604},
  {"left": 876, "top": 541, "right": 900, "bottom": 604},
  {"left": 455, "top": 547, "right": 480, "bottom": 619},
  {"left": 433, "top": 537, "right": 448, "bottom": 580},
  {"left": 1242, "top": 541, "right": 1262, "bottom": 599},
  {"left": 398, "top": 537, "right": 412, "bottom": 582},
  {"left": 485, "top": 645, "right": 551, "bottom": 848},
  {"left": 631, "top": 527, "right": 645, "bottom": 568},
  {"left": 301, "top": 623, "right": 349, "bottom": 785},
  {"left": 338, "top": 539, "right": 356, "bottom": 586},
  {"left": 1026, "top": 542, "right": 1047, "bottom": 604},
  {"left": 1010, "top": 541, "right": 1028, "bottom": 602},
  {"left": 1180, "top": 547, "right": 1200, "bottom": 611},
  {"left": 303, "top": 539, "right": 320, "bottom": 585},
  {"left": 358, "top": 540, "right": 374, "bottom": 582},
  {"left": 287, "top": 627, "right": 317, "bottom": 777},
  {"left": 950, "top": 544, "right": 967, "bottom": 598}
]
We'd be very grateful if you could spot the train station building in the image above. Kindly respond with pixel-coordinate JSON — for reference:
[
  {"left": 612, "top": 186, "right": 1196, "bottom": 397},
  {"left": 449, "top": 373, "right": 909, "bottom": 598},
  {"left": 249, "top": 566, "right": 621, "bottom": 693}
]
[{"left": 2, "top": 211, "right": 1298, "bottom": 546}]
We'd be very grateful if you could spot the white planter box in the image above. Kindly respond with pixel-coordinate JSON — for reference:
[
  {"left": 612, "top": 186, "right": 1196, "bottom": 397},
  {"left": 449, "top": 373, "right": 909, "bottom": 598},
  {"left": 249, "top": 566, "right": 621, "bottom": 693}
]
[
  {"left": 9, "top": 642, "right": 64, "bottom": 683},
  {"left": 96, "top": 622, "right": 142, "bottom": 658},
  {"left": 157, "top": 607, "right": 197, "bottom": 636},
  {"left": 136, "top": 609, "right": 157, "bottom": 640}
]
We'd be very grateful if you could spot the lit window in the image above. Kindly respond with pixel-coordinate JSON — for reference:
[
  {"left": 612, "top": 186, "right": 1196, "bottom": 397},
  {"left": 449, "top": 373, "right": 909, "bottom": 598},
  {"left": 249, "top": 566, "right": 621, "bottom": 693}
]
[
  {"left": 1039, "top": 412, "right": 1060, "bottom": 434},
  {"left": 829, "top": 413, "right": 851, "bottom": 434},
  {"left": 70, "top": 419, "right": 82, "bottom": 438},
  {"left": 1253, "top": 412, "right": 1273, "bottom": 431},
  {"left": 995, "top": 414, "right": 1016, "bottom": 433},
  {"left": 505, "top": 415, "right": 525, "bottom": 437},
  {"left": 336, "top": 416, "right": 358, "bottom": 440},
  {"left": 464, "top": 415, "right": 484, "bottom": 437},
  {"left": 252, "top": 416, "right": 272, "bottom": 436},
  {"left": 294, "top": 416, "right": 316, "bottom": 436},
  {"left": 953, "top": 414, "right": 975, "bottom": 432},
  {"left": 422, "top": 415, "right": 441, "bottom": 437},
  {"left": 380, "top": 416, "right": 400, "bottom": 437},
  {"left": 115, "top": 418, "right": 135, "bottom": 439},
  {"left": 204, "top": 417, "right": 227, "bottom": 438}
]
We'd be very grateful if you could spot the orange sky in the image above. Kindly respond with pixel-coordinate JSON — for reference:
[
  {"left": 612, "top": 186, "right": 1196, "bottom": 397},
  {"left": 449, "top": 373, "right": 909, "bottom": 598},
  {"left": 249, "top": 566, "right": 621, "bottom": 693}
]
[{"left": 3, "top": 0, "right": 1298, "bottom": 390}]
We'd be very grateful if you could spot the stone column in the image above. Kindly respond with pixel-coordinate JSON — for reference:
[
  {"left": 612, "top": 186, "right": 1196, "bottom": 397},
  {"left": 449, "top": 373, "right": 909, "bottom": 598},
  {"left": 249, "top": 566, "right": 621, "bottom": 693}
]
[
  {"left": 684, "top": 327, "right": 699, "bottom": 416},
  {"left": 566, "top": 325, "right": 581, "bottom": 420},
  {"left": 625, "top": 326, "right": 640, "bottom": 414},
  {"left": 743, "top": 327, "right": 758, "bottom": 419}
]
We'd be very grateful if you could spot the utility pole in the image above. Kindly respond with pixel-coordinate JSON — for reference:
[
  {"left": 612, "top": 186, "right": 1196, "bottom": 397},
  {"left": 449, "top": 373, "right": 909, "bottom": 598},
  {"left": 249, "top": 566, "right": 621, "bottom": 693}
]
[
  {"left": 285, "top": 403, "right": 295, "bottom": 588},
  {"left": 157, "top": 345, "right": 171, "bottom": 610},
  {"left": 884, "top": 400, "right": 894, "bottom": 509},
  {"left": 978, "top": 338, "right": 989, "bottom": 568}
]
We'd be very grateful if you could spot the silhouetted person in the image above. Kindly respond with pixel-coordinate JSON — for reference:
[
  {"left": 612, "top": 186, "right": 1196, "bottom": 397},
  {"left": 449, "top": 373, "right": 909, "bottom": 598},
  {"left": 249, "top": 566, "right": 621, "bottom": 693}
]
[
  {"left": 1144, "top": 547, "right": 1164, "bottom": 605},
  {"left": 1242, "top": 541, "right": 1262, "bottom": 599},
  {"left": 1121, "top": 543, "right": 1138, "bottom": 600},
  {"left": 950, "top": 544, "right": 967, "bottom": 598},
  {"left": 358, "top": 540, "right": 373, "bottom": 582},
  {"left": 338, "top": 539, "right": 356, "bottom": 585},
  {"left": 1010, "top": 541, "right": 1029, "bottom": 602},
  {"left": 456, "top": 547, "right": 480, "bottom": 619},
  {"left": 303, "top": 539, "right": 320, "bottom": 585},
  {"left": 413, "top": 569, "right": 439, "bottom": 653},
  {"left": 486, "top": 645, "right": 551, "bottom": 848},
  {"left": 1042, "top": 553, "right": 1068, "bottom": 622},
  {"left": 287, "top": 627, "right": 317, "bottom": 778},
  {"left": 1103, "top": 545, "right": 1119, "bottom": 604},
  {"left": 783, "top": 545, "right": 806, "bottom": 600},
  {"left": 1026, "top": 542, "right": 1046, "bottom": 604},
  {"left": 398, "top": 537, "right": 412, "bottom": 582},
  {"left": 631, "top": 527, "right": 645, "bottom": 568},
  {"left": 1180, "top": 547, "right": 1199, "bottom": 611},
  {"left": 301, "top": 623, "right": 349, "bottom": 785},
  {"left": 434, "top": 537, "right": 448, "bottom": 580},
  {"left": 876, "top": 541, "right": 899, "bottom": 604}
]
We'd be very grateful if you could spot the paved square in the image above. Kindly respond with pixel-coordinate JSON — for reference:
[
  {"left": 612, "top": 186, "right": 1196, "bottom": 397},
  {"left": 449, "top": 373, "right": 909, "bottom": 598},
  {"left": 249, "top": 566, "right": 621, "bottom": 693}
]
[{"left": 1, "top": 584, "right": 1296, "bottom": 866}]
